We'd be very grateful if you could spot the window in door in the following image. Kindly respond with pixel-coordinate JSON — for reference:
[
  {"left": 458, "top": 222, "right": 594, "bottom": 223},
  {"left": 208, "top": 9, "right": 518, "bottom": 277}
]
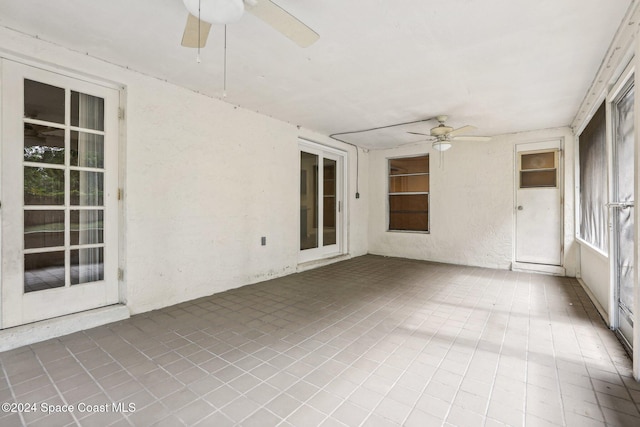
[
  {"left": 519, "top": 151, "right": 557, "bottom": 188},
  {"left": 388, "top": 155, "right": 429, "bottom": 232},
  {"left": 23, "top": 81, "right": 106, "bottom": 292}
]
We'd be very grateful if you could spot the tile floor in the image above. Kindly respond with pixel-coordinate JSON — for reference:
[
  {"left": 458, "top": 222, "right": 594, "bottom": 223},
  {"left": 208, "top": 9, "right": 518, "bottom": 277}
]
[{"left": 1, "top": 255, "right": 640, "bottom": 426}]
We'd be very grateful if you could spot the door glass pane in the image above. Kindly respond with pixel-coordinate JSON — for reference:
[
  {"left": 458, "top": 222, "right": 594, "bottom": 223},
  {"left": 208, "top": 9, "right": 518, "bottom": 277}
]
[
  {"left": 71, "top": 91, "right": 105, "bottom": 131},
  {"left": 520, "top": 151, "right": 557, "bottom": 188},
  {"left": 24, "top": 79, "right": 65, "bottom": 124},
  {"left": 71, "top": 210, "right": 104, "bottom": 245},
  {"left": 24, "top": 166, "right": 65, "bottom": 205},
  {"left": 24, "top": 124, "right": 65, "bottom": 165},
  {"left": 521, "top": 152, "right": 555, "bottom": 170},
  {"left": 617, "top": 207, "right": 634, "bottom": 314},
  {"left": 520, "top": 170, "right": 557, "bottom": 188},
  {"left": 614, "top": 85, "right": 634, "bottom": 316},
  {"left": 24, "top": 251, "right": 65, "bottom": 293},
  {"left": 71, "top": 247, "right": 104, "bottom": 285},
  {"left": 300, "top": 152, "right": 318, "bottom": 250},
  {"left": 71, "top": 171, "right": 104, "bottom": 206},
  {"left": 323, "top": 158, "right": 337, "bottom": 246},
  {"left": 21, "top": 79, "right": 109, "bottom": 294},
  {"left": 24, "top": 210, "right": 65, "bottom": 249},
  {"left": 71, "top": 131, "right": 104, "bottom": 168}
]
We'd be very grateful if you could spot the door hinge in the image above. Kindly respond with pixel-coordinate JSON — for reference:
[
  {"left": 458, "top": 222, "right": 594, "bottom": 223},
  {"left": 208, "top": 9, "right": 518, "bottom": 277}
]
[
  {"left": 118, "top": 268, "right": 124, "bottom": 280},
  {"left": 117, "top": 188, "right": 123, "bottom": 200},
  {"left": 118, "top": 108, "right": 125, "bottom": 120},
  {"left": 338, "top": 201, "right": 341, "bottom": 212}
]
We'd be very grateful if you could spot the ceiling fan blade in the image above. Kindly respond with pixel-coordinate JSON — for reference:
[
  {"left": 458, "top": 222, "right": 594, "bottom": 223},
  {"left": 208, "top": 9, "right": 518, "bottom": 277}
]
[
  {"left": 452, "top": 136, "right": 492, "bottom": 142},
  {"left": 448, "top": 125, "right": 476, "bottom": 137},
  {"left": 407, "top": 131, "right": 430, "bottom": 136},
  {"left": 245, "top": 0, "right": 319, "bottom": 47},
  {"left": 181, "top": 13, "right": 212, "bottom": 48}
]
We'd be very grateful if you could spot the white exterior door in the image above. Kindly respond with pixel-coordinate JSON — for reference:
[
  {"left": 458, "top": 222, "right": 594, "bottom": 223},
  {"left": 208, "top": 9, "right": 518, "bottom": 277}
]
[
  {"left": 515, "top": 141, "right": 562, "bottom": 266},
  {"left": 1, "top": 60, "right": 120, "bottom": 328},
  {"left": 610, "top": 79, "right": 634, "bottom": 349},
  {"left": 299, "top": 141, "right": 345, "bottom": 263}
]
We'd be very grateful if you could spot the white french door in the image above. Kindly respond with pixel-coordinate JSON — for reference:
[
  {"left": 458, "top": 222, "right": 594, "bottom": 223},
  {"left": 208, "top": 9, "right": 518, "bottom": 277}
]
[
  {"left": 1, "top": 60, "right": 120, "bottom": 328},
  {"left": 299, "top": 141, "right": 345, "bottom": 262}
]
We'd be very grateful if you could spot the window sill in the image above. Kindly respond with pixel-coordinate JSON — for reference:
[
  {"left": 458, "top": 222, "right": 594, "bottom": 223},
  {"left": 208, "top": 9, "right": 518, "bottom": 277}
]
[
  {"left": 576, "top": 238, "right": 609, "bottom": 261},
  {"left": 387, "top": 230, "right": 430, "bottom": 234}
]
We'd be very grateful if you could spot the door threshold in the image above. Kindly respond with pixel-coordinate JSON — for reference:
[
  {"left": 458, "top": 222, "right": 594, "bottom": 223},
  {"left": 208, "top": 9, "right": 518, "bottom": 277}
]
[
  {"left": 0, "top": 304, "right": 130, "bottom": 352},
  {"left": 512, "top": 261, "right": 566, "bottom": 276},
  {"left": 297, "top": 254, "right": 351, "bottom": 272}
]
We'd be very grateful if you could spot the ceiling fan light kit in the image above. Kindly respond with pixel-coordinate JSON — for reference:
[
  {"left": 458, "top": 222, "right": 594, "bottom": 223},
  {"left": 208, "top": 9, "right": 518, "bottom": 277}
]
[
  {"left": 183, "top": 0, "right": 244, "bottom": 25},
  {"left": 432, "top": 140, "right": 452, "bottom": 151},
  {"left": 181, "top": 0, "right": 319, "bottom": 49}
]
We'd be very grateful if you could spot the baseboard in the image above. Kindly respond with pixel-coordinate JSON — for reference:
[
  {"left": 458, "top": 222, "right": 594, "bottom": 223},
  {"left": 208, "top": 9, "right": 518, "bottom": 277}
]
[
  {"left": 576, "top": 277, "right": 611, "bottom": 328},
  {"left": 0, "top": 304, "right": 130, "bottom": 352}
]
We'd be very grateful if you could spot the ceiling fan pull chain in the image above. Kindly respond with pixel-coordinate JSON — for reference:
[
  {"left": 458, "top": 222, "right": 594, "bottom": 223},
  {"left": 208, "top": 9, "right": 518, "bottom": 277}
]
[
  {"left": 196, "top": 0, "right": 202, "bottom": 63},
  {"left": 223, "top": 24, "right": 228, "bottom": 97}
]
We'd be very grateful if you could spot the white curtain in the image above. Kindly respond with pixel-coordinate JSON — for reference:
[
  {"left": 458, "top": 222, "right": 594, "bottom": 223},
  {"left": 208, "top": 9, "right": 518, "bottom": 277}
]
[
  {"left": 578, "top": 103, "right": 608, "bottom": 253},
  {"left": 76, "top": 93, "right": 103, "bottom": 284}
]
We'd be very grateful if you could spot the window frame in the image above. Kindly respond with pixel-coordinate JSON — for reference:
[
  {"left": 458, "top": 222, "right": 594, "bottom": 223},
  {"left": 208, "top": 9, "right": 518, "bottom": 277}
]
[{"left": 387, "top": 154, "right": 430, "bottom": 233}]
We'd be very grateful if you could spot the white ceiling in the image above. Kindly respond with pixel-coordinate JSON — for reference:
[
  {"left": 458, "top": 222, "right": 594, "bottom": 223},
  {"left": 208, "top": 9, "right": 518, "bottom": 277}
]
[{"left": 0, "top": 0, "right": 632, "bottom": 149}]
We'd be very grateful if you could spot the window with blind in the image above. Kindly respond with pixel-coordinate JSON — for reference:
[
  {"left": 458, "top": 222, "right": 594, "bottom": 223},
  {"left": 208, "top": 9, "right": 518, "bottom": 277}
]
[{"left": 388, "top": 155, "right": 429, "bottom": 232}]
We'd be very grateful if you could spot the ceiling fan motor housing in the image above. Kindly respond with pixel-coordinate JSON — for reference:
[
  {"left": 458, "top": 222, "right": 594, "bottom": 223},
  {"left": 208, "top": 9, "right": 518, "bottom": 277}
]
[{"left": 431, "top": 123, "right": 453, "bottom": 136}]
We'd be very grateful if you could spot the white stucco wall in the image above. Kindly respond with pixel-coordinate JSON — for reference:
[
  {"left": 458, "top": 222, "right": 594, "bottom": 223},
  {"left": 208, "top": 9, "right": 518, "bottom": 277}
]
[
  {"left": 0, "top": 27, "right": 368, "bottom": 315},
  {"left": 368, "top": 127, "right": 577, "bottom": 275}
]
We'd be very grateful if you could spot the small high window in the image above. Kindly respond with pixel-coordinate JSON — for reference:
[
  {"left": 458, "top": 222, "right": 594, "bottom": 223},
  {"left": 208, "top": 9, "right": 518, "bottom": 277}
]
[{"left": 388, "top": 155, "right": 429, "bottom": 232}]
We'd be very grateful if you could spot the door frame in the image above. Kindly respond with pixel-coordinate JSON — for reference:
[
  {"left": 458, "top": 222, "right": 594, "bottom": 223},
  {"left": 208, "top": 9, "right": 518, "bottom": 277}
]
[
  {"left": 0, "top": 56, "right": 123, "bottom": 329},
  {"left": 298, "top": 139, "right": 347, "bottom": 263},
  {"left": 606, "top": 64, "right": 635, "bottom": 352},
  {"left": 512, "top": 139, "right": 565, "bottom": 275}
]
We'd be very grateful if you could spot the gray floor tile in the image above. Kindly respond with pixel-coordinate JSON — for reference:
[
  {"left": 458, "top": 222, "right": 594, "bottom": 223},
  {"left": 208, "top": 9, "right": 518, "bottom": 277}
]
[{"left": 0, "top": 255, "right": 638, "bottom": 426}]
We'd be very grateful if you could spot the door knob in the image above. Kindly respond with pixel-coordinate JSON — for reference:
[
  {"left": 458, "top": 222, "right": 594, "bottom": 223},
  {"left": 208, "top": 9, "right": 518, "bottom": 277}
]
[{"left": 517, "top": 206, "right": 524, "bottom": 211}]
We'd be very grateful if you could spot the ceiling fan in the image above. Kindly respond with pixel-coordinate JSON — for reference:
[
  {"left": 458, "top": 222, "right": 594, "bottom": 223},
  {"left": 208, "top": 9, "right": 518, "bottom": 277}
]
[
  {"left": 181, "top": 0, "right": 319, "bottom": 48},
  {"left": 408, "top": 115, "right": 491, "bottom": 151}
]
